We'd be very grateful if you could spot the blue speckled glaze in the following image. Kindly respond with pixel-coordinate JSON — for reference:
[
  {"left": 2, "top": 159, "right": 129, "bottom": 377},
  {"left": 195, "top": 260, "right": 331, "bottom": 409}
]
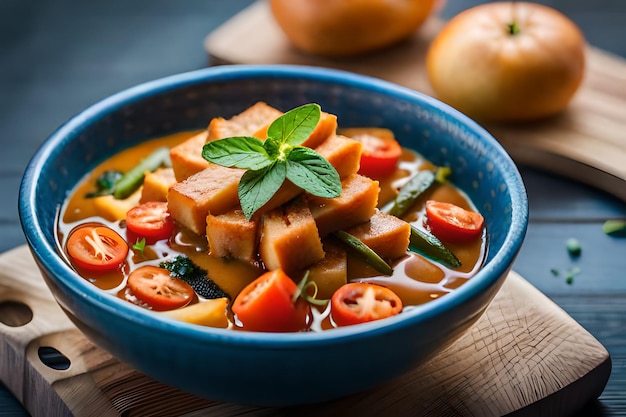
[{"left": 19, "top": 65, "right": 528, "bottom": 406}]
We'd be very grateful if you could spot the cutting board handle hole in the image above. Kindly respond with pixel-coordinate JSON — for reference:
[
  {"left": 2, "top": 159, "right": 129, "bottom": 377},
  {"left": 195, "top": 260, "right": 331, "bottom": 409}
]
[
  {"left": 0, "top": 300, "right": 33, "bottom": 327},
  {"left": 38, "top": 346, "right": 71, "bottom": 371}
]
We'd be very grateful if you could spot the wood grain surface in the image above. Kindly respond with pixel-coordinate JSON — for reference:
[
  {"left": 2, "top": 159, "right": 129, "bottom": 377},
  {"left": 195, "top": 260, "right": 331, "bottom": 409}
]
[
  {"left": 204, "top": 0, "right": 626, "bottom": 202},
  {"left": 0, "top": 245, "right": 610, "bottom": 417}
]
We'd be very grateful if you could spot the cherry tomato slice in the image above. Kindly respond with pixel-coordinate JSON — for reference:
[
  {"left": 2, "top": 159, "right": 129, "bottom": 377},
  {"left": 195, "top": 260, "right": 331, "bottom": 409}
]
[
  {"left": 66, "top": 224, "right": 129, "bottom": 272},
  {"left": 425, "top": 200, "right": 485, "bottom": 243},
  {"left": 331, "top": 283, "right": 403, "bottom": 327},
  {"left": 232, "top": 269, "right": 311, "bottom": 332},
  {"left": 126, "top": 201, "right": 174, "bottom": 244},
  {"left": 351, "top": 130, "right": 402, "bottom": 179},
  {"left": 127, "top": 265, "right": 194, "bottom": 311}
]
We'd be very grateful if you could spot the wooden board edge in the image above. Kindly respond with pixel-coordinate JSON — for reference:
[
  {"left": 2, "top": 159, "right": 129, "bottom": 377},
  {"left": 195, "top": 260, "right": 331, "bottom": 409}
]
[{"left": 0, "top": 245, "right": 612, "bottom": 416}]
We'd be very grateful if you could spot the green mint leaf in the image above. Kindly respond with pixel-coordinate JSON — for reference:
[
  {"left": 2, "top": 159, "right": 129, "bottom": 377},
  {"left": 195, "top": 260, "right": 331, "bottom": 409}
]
[
  {"left": 202, "top": 103, "right": 342, "bottom": 219},
  {"left": 202, "top": 136, "right": 273, "bottom": 171},
  {"left": 238, "top": 162, "right": 287, "bottom": 219},
  {"left": 286, "top": 147, "right": 342, "bottom": 198},
  {"left": 268, "top": 103, "right": 321, "bottom": 147}
]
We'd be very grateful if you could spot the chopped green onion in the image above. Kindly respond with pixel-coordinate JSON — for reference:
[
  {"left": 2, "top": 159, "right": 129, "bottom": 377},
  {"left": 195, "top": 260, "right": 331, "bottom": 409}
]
[{"left": 293, "top": 271, "right": 328, "bottom": 306}]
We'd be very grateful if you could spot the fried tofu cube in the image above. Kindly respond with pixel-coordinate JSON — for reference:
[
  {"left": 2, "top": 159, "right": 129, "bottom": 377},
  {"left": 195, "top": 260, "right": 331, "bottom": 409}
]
[
  {"left": 297, "top": 112, "right": 338, "bottom": 148},
  {"left": 171, "top": 103, "right": 283, "bottom": 181},
  {"left": 309, "top": 174, "right": 379, "bottom": 237},
  {"left": 307, "top": 239, "right": 347, "bottom": 300},
  {"left": 259, "top": 196, "right": 325, "bottom": 274},
  {"left": 140, "top": 167, "right": 177, "bottom": 203},
  {"left": 206, "top": 209, "right": 258, "bottom": 262},
  {"left": 93, "top": 189, "right": 142, "bottom": 221},
  {"left": 317, "top": 134, "right": 362, "bottom": 179},
  {"left": 208, "top": 102, "right": 283, "bottom": 141},
  {"left": 170, "top": 131, "right": 209, "bottom": 181},
  {"left": 345, "top": 210, "right": 411, "bottom": 260},
  {"left": 167, "top": 165, "right": 244, "bottom": 235}
]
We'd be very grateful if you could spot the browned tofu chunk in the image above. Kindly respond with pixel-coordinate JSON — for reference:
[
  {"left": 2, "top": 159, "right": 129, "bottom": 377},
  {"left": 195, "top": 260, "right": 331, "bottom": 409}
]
[
  {"left": 300, "top": 112, "right": 338, "bottom": 148},
  {"left": 171, "top": 103, "right": 284, "bottom": 181},
  {"left": 309, "top": 174, "right": 379, "bottom": 237},
  {"left": 208, "top": 102, "right": 283, "bottom": 140},
  {"left": 316, "top": 134, "right": 362, "bottom": 179},
  {"left": 167, "top": 165, "right": 244, "bottom": 235},
  {"left": 170, "top": 131, "right": 209, "bottom": 181},
  {"left": 307, "top": 238, "right": 347, "bottom": 300},
  {"left": 345, "top": 210, "right": 411, "bottom": 260},
  {"left": 206, "top": 209, "right": 258, "bottom": 262},
  {"left": 140, "top": 167, "right": 177, "bottom": 203},
  {"left": 259, "top": 196, "right": 325, "bottom": 274}
]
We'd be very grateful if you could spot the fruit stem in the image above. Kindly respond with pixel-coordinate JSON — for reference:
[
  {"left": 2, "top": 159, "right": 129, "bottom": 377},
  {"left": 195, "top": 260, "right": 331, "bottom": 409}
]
[{"left": 508, "top": 21, "right": 520, "bottom": 35}]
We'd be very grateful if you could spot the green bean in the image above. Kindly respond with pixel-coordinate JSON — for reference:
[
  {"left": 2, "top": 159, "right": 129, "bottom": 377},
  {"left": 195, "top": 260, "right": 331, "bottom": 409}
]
[
  {"left": 113, "top": 146, "right": 171, "bottom": 199},
  {"left": 383, "top": 170, "right": 435, "bottom": 217},
  {"left": 333, "top": 230, "right": 393, "bottom": 275},
  {"left": 409, "top": 225, "right": 461, "bottom": 269},
  {"left": 383, "top": 167, "right": 452, "bottom": 218}
]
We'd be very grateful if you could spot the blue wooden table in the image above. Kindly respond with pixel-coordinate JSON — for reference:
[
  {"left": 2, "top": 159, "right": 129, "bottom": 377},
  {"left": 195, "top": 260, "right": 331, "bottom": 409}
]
[{"left": 1, "top": 0, "right": 625, "bottom": 415}]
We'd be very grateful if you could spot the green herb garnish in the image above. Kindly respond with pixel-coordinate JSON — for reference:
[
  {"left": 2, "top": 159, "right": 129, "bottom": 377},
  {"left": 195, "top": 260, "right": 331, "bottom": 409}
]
[
  {"left": 566, "top": 238, "right": 582, "bottom": 257},
  {"left": 202, "top": 104, "right": 342, "bottom": 220},
  {"left": 86, "top": 170, "right": 124, "bottom": 197},
  {"left": 565, "top": 266, "right": 581, "bottom": 285},
  {"left": 160, "top": 255, "right": 229, "bottom": 300},
  {"left": 132, "top": 237, "right": 147, "bottom": 255}
]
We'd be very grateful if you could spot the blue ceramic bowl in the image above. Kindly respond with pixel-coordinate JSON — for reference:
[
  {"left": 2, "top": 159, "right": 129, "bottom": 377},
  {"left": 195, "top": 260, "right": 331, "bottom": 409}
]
[{"left": 19, "top": 65, "right": 527, "bottom": 406}]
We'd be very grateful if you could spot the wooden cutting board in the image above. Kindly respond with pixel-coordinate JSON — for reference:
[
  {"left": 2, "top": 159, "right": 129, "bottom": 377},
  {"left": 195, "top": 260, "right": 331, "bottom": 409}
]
[
  {"left": 0, "top": 245, "right": 611, "bottom": 416},
  {"left": 204, "top": 0, "right": 626, "bottom": 202}
]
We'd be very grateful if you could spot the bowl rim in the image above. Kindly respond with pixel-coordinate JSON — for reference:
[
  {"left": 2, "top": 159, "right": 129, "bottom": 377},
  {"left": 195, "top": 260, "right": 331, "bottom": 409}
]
[{"left": 19, "top": 64, "right": 528, "bottom": 346}]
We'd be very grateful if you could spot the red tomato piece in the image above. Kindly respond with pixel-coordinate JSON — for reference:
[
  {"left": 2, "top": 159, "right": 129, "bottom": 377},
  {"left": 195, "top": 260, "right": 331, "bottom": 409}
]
[
  {"left": 127, "top": 265, "right": 194, "bottom": 311},
  {"left": 232, "top": 269, "right": 311, "bottom": 332},
  {"left": 66, "top": 224, "right": 129, "bottom": 272},
  {"left": 331, "top": 283, "right": 403, "bottom": 327},
  {"left": 353, "top": 132, "right": 402, "bottom": 179},
  {"left": 126, "top": 201, "right": 174, "bottom": 244},
  {"left": 425, "top": 200, "right": 485, "bottom": 242}
]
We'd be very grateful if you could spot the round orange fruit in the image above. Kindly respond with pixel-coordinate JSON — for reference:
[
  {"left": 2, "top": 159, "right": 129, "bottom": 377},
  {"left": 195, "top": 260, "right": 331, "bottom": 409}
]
[
  {"left": 270, "top": 0, "right": 438, "bottom": 57},
  {"left": 426, "top": 2, "right": 586, "bottom": 122}
]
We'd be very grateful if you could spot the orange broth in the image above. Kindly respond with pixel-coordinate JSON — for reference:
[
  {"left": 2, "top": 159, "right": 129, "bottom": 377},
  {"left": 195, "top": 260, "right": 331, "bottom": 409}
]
[{"left": 57, "top": 131, "right": 487, "bottom": 331}]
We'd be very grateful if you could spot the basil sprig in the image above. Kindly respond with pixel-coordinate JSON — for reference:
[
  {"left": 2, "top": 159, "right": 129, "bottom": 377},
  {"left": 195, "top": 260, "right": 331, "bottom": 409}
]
[{"left": 202, "top": 103, "right": 342, "bottom": 220}]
